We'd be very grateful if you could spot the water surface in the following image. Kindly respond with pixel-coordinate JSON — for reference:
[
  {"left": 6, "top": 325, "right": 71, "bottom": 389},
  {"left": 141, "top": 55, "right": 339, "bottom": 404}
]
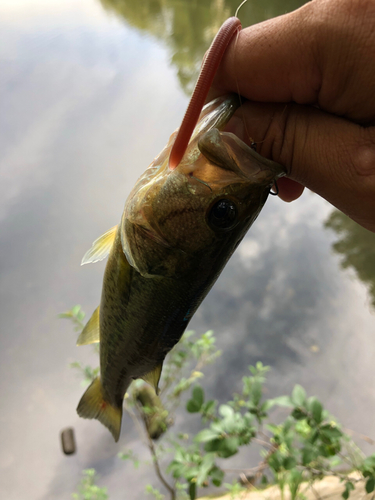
[{"left": 1, "top": 0, "right": 375, "bottom": 499}]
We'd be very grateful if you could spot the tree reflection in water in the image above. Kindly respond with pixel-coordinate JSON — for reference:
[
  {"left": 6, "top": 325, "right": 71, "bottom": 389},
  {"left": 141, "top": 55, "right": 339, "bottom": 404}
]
[
  {"left": 325, "top": 210, "right": 375, "bottom": 308},
  {"left": 99, "top": 0, "right": 306, "bottom": 94}
]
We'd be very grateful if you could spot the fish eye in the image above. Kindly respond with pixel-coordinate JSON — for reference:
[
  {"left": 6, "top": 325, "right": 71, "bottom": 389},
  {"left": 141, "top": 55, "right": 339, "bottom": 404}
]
[{"left": 208, "top": 199, "right": 238, "bottom": 231}]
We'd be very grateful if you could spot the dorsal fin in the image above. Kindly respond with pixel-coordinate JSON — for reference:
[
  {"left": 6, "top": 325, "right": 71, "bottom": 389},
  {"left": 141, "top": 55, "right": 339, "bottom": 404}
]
[
  {"left": 77, "top": 306, "right": 100, "bottom": 345},
  {"left": 81, "top": 225, "right": 118, "bottom": 265},
  {"left": 141, "top": 362, "right": 163, "bottom": 395}
]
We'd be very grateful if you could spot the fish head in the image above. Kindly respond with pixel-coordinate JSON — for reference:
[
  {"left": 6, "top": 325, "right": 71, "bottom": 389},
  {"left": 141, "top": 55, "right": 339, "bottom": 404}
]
[{"left": 122, "top": 95, "right": 285, "bottom": 277}]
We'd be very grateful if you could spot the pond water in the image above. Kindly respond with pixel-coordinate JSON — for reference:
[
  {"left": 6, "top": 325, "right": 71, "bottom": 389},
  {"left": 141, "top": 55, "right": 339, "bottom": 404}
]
[{"left": 1, "top": 0, "right": 375, "bottom": 499}]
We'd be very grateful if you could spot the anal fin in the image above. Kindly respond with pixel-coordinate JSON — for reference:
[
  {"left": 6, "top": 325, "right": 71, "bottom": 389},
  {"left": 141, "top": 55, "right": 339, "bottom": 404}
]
[
  {"left": 141, "top": 363, "right": 163, "bottom": 395},
  {"left": 81, "top": 225, "right": 118, "bottom": 265},
  {"left": 77, "top": 306, "right": 100, "bottom": 345}
]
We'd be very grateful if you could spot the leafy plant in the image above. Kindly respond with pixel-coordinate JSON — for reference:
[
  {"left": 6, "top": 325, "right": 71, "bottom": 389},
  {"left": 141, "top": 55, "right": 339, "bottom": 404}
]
[
  {"left": 72, "top": 469, "right": 108, "bottom": 500},
  {"left": 60, "top": 305, "right": 86, "bottom": 332},
  {"left": 65, "top": 307, "right": 375, "bottom": 500},
  {"left": 146, "top": 484, "right": 166, "bottom": 499},
  {"left": 118, "top": 449, "right": 140, "bottom": 469}
]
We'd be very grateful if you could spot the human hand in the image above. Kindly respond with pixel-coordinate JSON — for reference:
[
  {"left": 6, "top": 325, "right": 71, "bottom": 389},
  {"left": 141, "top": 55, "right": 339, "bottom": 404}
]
[{"left": 209, "top": 0, "right": 375, "bottom": 232}]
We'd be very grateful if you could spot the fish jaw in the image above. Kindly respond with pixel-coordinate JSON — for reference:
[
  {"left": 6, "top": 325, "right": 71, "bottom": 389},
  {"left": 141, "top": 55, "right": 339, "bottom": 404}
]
[{"left": 197, "top": 129, "right": 286, "bottom": 186}]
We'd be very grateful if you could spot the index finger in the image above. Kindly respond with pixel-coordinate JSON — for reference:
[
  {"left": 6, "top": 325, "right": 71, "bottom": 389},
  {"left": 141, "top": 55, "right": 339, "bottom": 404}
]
[{"left": 207, "top": 2, "right": 320, "bottom": 105}]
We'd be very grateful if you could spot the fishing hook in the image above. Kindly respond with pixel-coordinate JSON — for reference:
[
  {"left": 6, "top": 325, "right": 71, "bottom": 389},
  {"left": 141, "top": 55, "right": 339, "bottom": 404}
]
[{"left": 269, "top": 180, "right": 279, "bottom": 196}]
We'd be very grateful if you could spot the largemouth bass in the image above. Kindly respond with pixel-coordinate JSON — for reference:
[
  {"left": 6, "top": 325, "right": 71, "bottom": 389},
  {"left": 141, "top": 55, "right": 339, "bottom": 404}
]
[{"left": 77, "top": 94, "right": 285, "bottom": 441}]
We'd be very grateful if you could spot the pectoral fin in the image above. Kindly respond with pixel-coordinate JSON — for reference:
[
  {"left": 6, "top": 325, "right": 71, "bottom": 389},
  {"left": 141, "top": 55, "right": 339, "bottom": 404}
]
[
  {"left": 141, "top": 363, "right": 163, "bottom": 395},
  {"left": 77, "top": 306, "right": 100, "bottom": 345},
  {"left": 81, "top": 225, "right": 118, "bottom": 265}
]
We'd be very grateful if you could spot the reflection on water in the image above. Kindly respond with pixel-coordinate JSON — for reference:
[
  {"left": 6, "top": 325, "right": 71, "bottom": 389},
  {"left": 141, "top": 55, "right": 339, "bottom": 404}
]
[
  {"left": 325, "top": 210, "right": 375, "bottom": 308},
  {"left": 99, "top": 0, "right": 305, "bottom": 93},
  {"left": 1, "top": 0, "right": 375, "bottom": 499}
]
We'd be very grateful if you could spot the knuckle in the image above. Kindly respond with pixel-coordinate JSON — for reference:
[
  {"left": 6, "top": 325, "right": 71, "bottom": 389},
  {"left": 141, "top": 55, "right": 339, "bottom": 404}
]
[{"left": 272, "top": 104, "right": 307, "bottom": 178}]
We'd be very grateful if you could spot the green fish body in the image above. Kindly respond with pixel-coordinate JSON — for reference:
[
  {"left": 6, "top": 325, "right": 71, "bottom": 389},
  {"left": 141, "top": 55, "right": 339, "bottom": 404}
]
[{"left": 76, "top": 95, "right": 285, "bottom": 441}]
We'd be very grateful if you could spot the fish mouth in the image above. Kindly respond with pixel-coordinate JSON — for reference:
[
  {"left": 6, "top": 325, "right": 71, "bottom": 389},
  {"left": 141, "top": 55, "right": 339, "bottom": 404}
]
[
  {"left": 177, "top": 94, "right": 241, "bottom": 174},
  {"left": 190, "top": 94, "right": 241, "bottom": 140},
  {"left": 198, "top": 129, "right": 286, "bottom": 185}
]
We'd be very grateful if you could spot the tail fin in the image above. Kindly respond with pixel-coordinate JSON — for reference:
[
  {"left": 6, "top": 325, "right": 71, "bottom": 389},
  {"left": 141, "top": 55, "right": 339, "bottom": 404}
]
[{"left": 76, "top": 377, "right": 122, "bottom": 442}]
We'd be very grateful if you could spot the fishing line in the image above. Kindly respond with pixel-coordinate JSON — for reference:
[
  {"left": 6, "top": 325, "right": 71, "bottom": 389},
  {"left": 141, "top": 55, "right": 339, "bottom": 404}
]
[
  {"left": 233, "top": 0, "right": 256, "bottom": 151},
  {"left": 235, "top": 0, "right": 249, "bottom": 18},
  {"left": 189, "top": 174, "right": 213, "bottom": 192}
]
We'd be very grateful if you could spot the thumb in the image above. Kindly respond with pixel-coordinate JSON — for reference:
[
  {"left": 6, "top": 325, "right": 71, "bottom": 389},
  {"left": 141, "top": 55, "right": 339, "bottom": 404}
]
[{"left": 228, "top": 101, "right": 375, "bottom": 232}]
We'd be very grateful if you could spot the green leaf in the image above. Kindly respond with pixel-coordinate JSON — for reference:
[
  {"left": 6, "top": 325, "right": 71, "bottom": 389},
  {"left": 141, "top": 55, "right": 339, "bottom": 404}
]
[
  {"left": 210, "top": 467, "right": 224, "bottom": 487},
  {"left": 204, "top": 438, "right": 222, "bottom": 453},
  {"left": 187, "top": 400, "right": 201, "bottom": 413},
  {"left": 72, "top": 305, "right": 82, "bottom": 316},
  {"left": 168, "top": 461, "right": 184, "bottom": 478},
  {"left": 219, "top": 405, "right": 234, "bottom": 418},
  {"left": 268, "top": 452, "right": 281, "bottom": 473},
  {"left": 329, "top": 456, "right": 342, "bottom": 468},
  {"left": 342, "top": 481, "right": 355, "bottom": 500},
  {"left": 302, "top": 447, "right": 317, "bottom": 466},
  {"left": 69, "top": 361, "right": 82, "bottom": 369},
  {"left": 58, "top": 312, "right": 72, "bottom": 319},
  {"left": 77, "top": 310, "right": 85, "bottom": 321},
  {"left": 201, "top": 400, "right": 216, "bottom": 416},
  {"left": 196, "top": 453, "right": 215, "bottom": 486},
  {"left": 292, "top": 407, "right": 307, "bottom": 420},
  {"left": 217, "top": 436, "right": 239, "bottom": 458},
  {"left": 189, "top": 481, "right": 196, "bottom": 500},
  {"left": 366, "top": 478, "right": 375, "bottom": 494},
  {"left": 118, "top": 449, "right": 139, "bottom": 468},
  {"left": 320, "top": 424, "right": 342, "bottom": 439},
  {"left": 267, "top": 423, "right": 280, "bottom": 434},
  {"left": 187, "top": 385, "right": 205, "bottom": 412},
  {"left": 294, "top": 418, "right": 311, "bottom": 437},
  {"left": 173, "top": 447, "right": 185, "bottom": 463},
  {"left": 194, "top": 429, "right": 219, "bottom": 443},
  {"left": 192, "top": 385, "right": 204, "bottom": 406},
  {"left": 309, "top": 397, "right": 323, "bottom": 424},
  {"left": 251, "top": 380, "right": 262, "bottom": 405},
  {"left": 283, "top": 456, "right": 297, "bottom": 470},
  {"left": 145, "top": 484, "right": 165, "bottom": 500},
  {"left": 292, "top": 385, "right": 306, "bottom": 406},
  {"left": 311, "top": 428, "right": 320, "bottom": 443},
  {"left": 288, "top": 469, "right": 303, "bottom": 500},
  {"left": 265, "top": 396, "right": 293, "bottom": 409},
  {"left": 363, "top": 454, "right": 375, "bottom": 470},
  {"left": 261, "top": 475, "right": 269, "bottom": 486},
  {"left": 185, "top": 467, "right": 199, "bottom": 482}
]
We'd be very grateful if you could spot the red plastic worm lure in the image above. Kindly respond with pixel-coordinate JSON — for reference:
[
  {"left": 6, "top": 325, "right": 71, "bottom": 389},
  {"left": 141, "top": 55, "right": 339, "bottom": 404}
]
[{"left": 168, "top": 16, "right": 242, "bottom": 170}]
